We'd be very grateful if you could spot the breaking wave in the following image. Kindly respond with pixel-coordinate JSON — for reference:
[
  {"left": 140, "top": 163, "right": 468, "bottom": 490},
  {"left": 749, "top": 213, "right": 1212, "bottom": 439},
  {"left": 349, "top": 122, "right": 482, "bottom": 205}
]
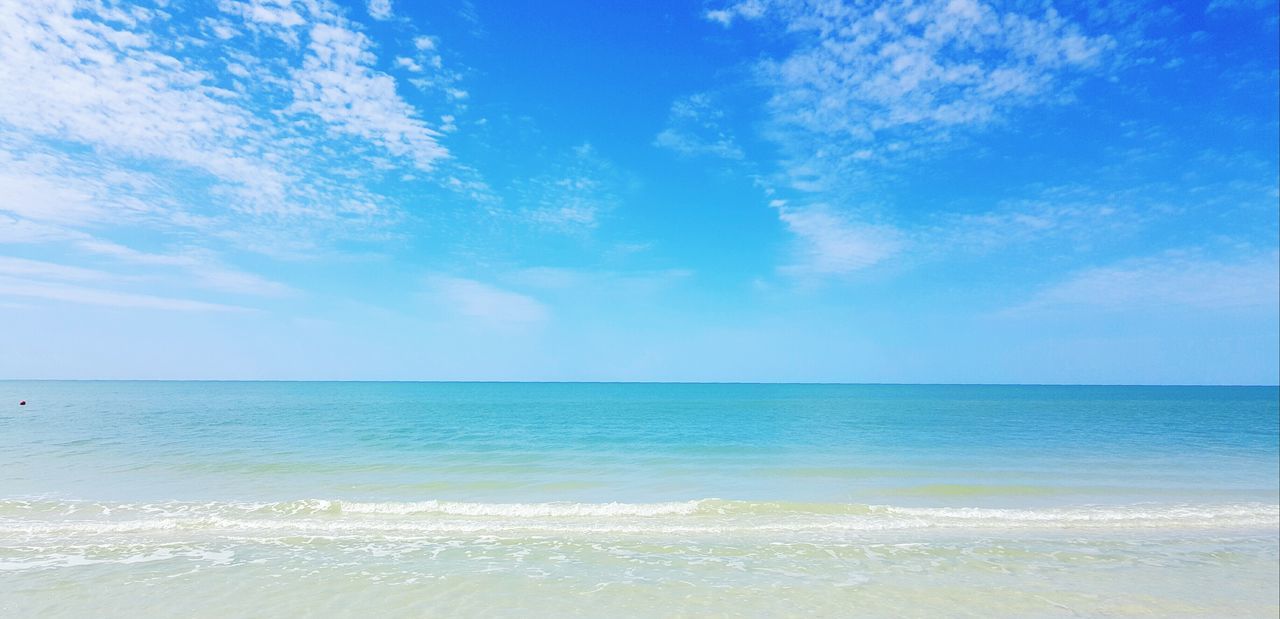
[{"left": 1, "top": 498, "right": 1275, "bottom": 536}]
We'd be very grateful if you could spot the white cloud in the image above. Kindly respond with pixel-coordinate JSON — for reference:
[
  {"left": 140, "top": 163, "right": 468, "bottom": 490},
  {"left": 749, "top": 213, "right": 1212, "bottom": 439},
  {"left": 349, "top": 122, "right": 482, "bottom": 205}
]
[
  {"left": 1008, "top": 251, "right": 1280, "bottom": 314},
  {"left": 75, "top": 240, "right": 296, "bottom": 298},
  {"left": 0, "top": 0, "right": 471, "bottom": 310},
  {"left": 367, "top": 0, "right": 393, "bottom": 21},
  {"left": 0, "top": 0, "right": 458, "bottom": 231},
  {"left": 0, "top": 257, "right": 117, "bottom": 283},
  {"left": 653, "top": 94, "right": 744, "bottom": 160},
  {"left": 709, "top": 0, "right": 1114, "bottom": 196},
  {"left": 0, "top": 219, "right": 294, "bottom": 299},
  {"left": 930, "top": 186, "right": 1152, "bottom": 254},
  {"left": 653, "top": 128, "right": 736, "bottom": 158},
  {"left": 425, "top": 275, "right": 548, "bottom": 324},
  {"left": 744, "top": 0, "right": 1110, "bottom": 141},
  {"left": 0, "top": 254, "right": 275, "bottom": 310},
  {"left": 705, "top": 0, "right": 766, "bottom": 26},
  {"left": 0, "top": 0, "right": 291, "bottom": 211},
  {"left": 0, "top": 166, "right": 105, "bottom": 225},
  {"left": 774, "top": 204, "right": 902, "bottom": 276},
  {"left": 707, "top": 0, "right": 1118, "bottom": 277},
  {"left": 216, "top": 0, "right": 307, "bottom": 43},
  {"left": 0, "top": 215, "right": 81, "bottom": 244},
  {"left": 529, "top": 201, "right": 602, "bottom": 228},
  {"left": 1205, "top": 0, "right": 1277, "bottom": 14},
  {"left": 395, "top": 56, "right": 424, "bottom": 72},
  {"left": 396, "top": 36, "right": 457, "bottom": 98},
  {"left": 0, "top": 276, "right": 249, "bottom": 312},
  {"left": 290, "top": 23, "right": 447, "bottom": 171},
  {"left": 0, "top": 140, "right": 176, "bottom": 225},
  {"left": 518, "top": 144, "right": 624, "bottom": 230},
  {"left": 191, "top": 265, "right": 296, "bottom": 298}
]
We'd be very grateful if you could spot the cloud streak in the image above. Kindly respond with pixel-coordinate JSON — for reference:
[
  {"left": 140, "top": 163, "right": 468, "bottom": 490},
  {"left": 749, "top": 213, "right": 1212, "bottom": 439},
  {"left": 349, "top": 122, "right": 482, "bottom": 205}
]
[
  {"left": 0, "top": 257, "right": 120, "bottom": 283},
  {"left": 1007, "top": 251, "right": 1280, "bottom": 315},
  {"left": 773, "top": 202, "right": 902, "bottom": 277},
  {"left": 0, "top": 276, "right": 250, "bottom": 312},
  {"left": 425, "top": 275, "right": 549, "bottom": 324}
]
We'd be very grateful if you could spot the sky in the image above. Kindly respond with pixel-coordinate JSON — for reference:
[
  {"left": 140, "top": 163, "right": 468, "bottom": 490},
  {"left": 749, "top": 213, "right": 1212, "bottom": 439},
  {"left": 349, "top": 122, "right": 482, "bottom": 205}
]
[{"left": 0, "top": 0, "right": 1276, "bottom": 384}]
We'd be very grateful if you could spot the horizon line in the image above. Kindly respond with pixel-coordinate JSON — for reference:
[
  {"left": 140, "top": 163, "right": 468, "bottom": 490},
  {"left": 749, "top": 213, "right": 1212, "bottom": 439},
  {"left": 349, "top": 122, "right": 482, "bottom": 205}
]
[{"left": 2, "top": 379, "right": 1277, "bottom": 388}]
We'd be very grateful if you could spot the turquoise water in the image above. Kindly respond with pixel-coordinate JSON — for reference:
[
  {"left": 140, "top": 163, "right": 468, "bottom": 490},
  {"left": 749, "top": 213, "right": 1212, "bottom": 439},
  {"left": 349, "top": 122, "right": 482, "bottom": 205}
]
[{"left": 1, "top": 382, "right": 1277, "bottom": 616}]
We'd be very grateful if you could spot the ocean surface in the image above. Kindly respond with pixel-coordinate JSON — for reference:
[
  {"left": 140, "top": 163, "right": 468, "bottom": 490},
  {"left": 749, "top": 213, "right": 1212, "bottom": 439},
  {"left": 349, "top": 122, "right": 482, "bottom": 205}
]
[{"left": 0, "top": 382, "right": 1276, "bottom": 617}]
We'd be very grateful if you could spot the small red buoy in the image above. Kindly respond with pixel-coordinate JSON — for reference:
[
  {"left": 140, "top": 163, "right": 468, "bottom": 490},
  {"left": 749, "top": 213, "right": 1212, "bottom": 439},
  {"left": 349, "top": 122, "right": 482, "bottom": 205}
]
[{"left": 18, "top": 401, "right": 25, "bottom": 406}]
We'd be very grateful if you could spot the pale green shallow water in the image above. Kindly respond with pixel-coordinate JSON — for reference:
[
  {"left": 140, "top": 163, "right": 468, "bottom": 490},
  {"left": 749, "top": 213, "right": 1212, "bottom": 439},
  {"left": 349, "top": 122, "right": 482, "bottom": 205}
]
[{"left": 0, "top": 382, "right": 1277, "bottom": 617}]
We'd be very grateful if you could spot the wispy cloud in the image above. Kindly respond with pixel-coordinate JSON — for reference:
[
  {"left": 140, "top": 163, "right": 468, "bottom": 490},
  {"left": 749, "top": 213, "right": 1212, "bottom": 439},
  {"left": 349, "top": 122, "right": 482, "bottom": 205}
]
[
  {"left": 773, "top": 202, "right": 902, "bottom": 277},
  {"left": 366, "top": 0, "right": 393, "bottom": 21},
  {"left": 711, "top": 0, "right": 1111, "bottom": 150},
  {"left": 517, "top": 144, "right": 626, "bottom": 231},
  {"left": 0, "top": 242, "right": 293, "bottom": 314},
  {"left": 75, "top": 240, "right": 296, "bottom": 298},
  {"left": 0, "top": 0, "right": 462, "bottom": 234},
  {"left": 707, "top": 0, "right": 1118, "bottom": 276},
  {"left": 928, "top": 185, "right": 1156, "bottom": 254},
  {"left": 0, "top": 255, "right": 259, "bottom": 311},
  {"left": 290, "top": 22, "right": 448, "bottom": 172},
  {"left": 1006, "top": 250, "right": 1280, "bottom": 315},
  {"left": 0, "top": 257, "right": 120, "bottom": 283},
  {"left": 1205, "top": 0, "right": 1278, "bottom": 14},
  {"left": 0, "top": 276, "right": 249, "bottom": 312},
  {"left": 424, "top": 275, "right": 549, "bottom": 324},
  {"left": 653, "top": 93, "right": 744, "bottom": 160},
  {"left": 0, "top": 214, "right": 82, "bottom": 244},
  {"left": 0, "top": 0, "right": 474, "bottom": 309},
  {"left": 5, "top": 0, "right": 283, "bottom": 215}
]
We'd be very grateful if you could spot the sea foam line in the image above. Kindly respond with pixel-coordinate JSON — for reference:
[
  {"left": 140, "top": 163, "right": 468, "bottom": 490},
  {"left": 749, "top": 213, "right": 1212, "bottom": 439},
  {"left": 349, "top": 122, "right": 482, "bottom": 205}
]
[{"left": 0, "top": 499, "right": 1276, "bottom": 536}]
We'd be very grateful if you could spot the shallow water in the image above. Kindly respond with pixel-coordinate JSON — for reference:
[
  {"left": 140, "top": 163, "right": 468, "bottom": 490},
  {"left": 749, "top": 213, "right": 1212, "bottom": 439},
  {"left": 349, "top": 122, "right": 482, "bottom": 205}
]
[{"left": 1, "top": 382, "right": 1276, "bottom": 616}]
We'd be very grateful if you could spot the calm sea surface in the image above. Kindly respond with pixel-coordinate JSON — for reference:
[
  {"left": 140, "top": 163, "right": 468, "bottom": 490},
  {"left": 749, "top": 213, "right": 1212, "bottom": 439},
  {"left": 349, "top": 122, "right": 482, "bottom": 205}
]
[{"left": 1, "top": 382, "right": 1276, "bottom": 617}]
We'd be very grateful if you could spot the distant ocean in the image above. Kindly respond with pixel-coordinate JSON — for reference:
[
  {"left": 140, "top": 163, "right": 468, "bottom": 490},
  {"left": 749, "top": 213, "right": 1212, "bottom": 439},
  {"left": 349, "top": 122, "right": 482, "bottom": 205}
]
[{"left": 1, "top": 382, "right": 1276, "bottom": 617}]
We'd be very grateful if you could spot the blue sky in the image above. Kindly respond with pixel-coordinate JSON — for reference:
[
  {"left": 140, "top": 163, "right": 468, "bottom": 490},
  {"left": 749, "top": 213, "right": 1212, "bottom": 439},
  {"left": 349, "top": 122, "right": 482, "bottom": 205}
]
[{"left": 0, "top": 0, "right": 1276, "bottom": 383}]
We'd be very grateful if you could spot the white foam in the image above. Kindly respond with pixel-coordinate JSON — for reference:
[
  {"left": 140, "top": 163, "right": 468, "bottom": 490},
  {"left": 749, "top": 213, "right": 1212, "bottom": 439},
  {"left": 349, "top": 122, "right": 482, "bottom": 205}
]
[
  {"left": 330, "top": 499, "right": 706, "bottom": 517},
  {"left": 0, "top": 547, "right": 235, "bottom": 572},
  {"left": 878, "top": 503, "right": 1280, "bottom": 525},
  {"left": 1, "top": 499, "right": 1275, "bottom": 538}
]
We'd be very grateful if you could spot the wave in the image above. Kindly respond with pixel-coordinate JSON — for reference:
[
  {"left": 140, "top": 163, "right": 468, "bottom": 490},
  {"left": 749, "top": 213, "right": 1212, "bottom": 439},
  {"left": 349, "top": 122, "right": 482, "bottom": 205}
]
[
  {"left": 1, "top": 498, "right": 1276, "bottom": 536},
  {"left": 327, "top": 499, "right": 706, "bottom": 517}
]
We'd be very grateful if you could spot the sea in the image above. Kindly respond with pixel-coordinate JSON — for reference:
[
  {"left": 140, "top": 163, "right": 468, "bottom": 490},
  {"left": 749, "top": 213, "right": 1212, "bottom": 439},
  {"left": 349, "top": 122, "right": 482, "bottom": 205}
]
[{"left": 0, "top": 381, "right": 1276, "bottom": 617}]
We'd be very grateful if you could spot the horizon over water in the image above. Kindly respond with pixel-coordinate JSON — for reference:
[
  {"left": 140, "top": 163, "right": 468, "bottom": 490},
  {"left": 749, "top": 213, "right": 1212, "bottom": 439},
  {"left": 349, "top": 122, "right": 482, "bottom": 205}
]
[
  {"left": 14, "top": 379, "right": 1279, "bottom": 384},
  {"left": 1, "top": 381, "right": 1277, "bottom": 617}
]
